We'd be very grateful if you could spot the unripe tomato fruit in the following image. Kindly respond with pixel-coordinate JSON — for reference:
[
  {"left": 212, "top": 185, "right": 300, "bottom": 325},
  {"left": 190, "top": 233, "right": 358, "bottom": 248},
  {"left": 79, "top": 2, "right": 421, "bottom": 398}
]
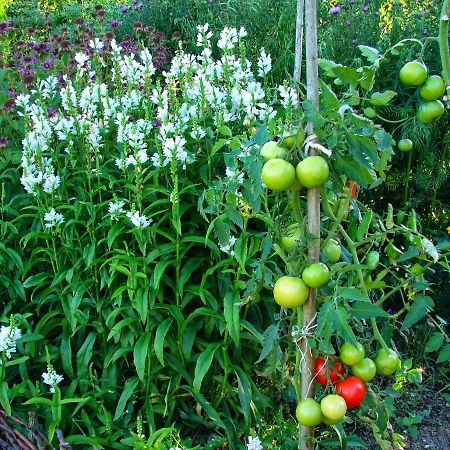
[
  {"left": 323, "top": 239, "right": 341, "bottom": 263},
  {"left": 323, "top": 415, "right": 343, "bottom": 425},
  {"left": 419, "top": 75, "right": 446, "bottom": 101},
  {"left": 289, "top": 177, "right": 303, "bottom": 191},
  {"left": 281, "top": 224, "right": 302, "bottom": 252},
  {"left": 315, "top": 357, "right": 345, "bottom": 386},
  {"left": 365, "top": 250, "right": 380, "bottom": 270},
  {"left": 273, "top": 276, "right": 309, "bottom": 308},
  {"left": 399, "top": 61, "right": 427, "bottom": 86},
  {"left": 281, "top": 128, "right": 306, "bottom": 149},
  {"left": 417, "top": 100, "right": 445, "bottom": 124},
  {"left": 320, "top": 395, "right": 347, "bottom": 421},
  {"left": 296, "top": 156, "right": 329, "bottom": 188},
  {"left": 335, "top": 376, "right": 366, "bottom": 409},
  {"left": 260, "top": 141, "right": 288, "bottom": 161},
  {"left": 398, "top": 139, "right": 413, "bottom": 152},
  {"left": 351, "top": 358, "right": 377, "bottom": 382},
  {"left": 374, "top": 348, "right": 400, "bottom": 376},
  {"left": 296, "top": 398, "right": 323, "bottom": 427},
  {"left": 261, "top": 158, "right": 296, "bottom": 191},
  {"left": 302, "top": 262, "right": 331, "bottom": 288},
  {"left": 339, "top": 342, "right": 365, "bottom": 366}
]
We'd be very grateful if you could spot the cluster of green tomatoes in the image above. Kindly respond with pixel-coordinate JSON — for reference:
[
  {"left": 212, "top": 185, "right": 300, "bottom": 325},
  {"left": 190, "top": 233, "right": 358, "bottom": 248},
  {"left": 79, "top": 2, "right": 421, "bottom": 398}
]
[
  {"left": 296, "top": 342, "right": 401, "bottom": 427},
  {"left": 399, "top": 60, "right": 446, "bottom": 124},
  {"left": 260, "top": 137, "right": 332, "bottom": 307}
]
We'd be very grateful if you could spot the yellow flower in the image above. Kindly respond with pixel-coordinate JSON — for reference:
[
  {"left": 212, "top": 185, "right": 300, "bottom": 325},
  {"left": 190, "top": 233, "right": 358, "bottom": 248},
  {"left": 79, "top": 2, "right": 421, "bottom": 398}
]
[{"left": 447, "top": 225, "right": 450, "bottom": 234}]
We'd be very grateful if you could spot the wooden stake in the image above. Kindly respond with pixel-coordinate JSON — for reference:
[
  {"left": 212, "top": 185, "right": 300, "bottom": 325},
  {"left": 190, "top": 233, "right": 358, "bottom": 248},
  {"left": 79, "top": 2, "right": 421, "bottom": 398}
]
[{"left": 294, "top": 0, "right": 305, "bottom": 82}]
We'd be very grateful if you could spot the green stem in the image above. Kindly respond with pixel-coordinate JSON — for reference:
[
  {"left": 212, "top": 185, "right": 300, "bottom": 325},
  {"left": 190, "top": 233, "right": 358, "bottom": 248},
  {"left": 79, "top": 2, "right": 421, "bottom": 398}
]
[
  {"left": 439, "top": 0, "right": 450, "bottom": 85},
  {"left": 321, "top": 187, "right": 389, "bottom": 351},
  {"left": 403, "top": 148, "right": 413, "bottom": 204}
]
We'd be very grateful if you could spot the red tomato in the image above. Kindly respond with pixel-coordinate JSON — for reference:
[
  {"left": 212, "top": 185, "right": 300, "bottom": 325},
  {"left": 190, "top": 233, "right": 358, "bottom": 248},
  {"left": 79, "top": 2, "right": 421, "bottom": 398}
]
[
  {"left": 314, "top": 357, "right": 345, "bottom": 386},
  {"left": 335, "top": 376, "right": 366, "bottom": 409},
  {"left": 345, "top": 179, "right": 358, "bottom": 199}
]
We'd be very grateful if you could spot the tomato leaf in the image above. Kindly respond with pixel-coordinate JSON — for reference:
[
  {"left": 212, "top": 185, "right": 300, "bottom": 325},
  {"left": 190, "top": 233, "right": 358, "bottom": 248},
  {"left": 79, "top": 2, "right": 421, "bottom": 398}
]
[
  {"left": 331, "top": 307, "right": 357, "bottom": 345},
  {"left": 401, "top": 295, "right": 432, "bottom": 330},
  {"left": 437, "top": 344, "right": 450, "bottom": 363},
  {"left": 425, "top": 333, "right": 444, "bottom": 353},
  {"left": 335, "top": 155, "right": 376, "bottom": 188},
  {"left": 356, "top": 210, "right": 373, "bottom": 242},
  {"left": 368, "top": 91, "right": 397, "bottom": 106},
  {"left": 351, "top": 302, "right": 390, "bottom": 319},
  {"left": 337, "top": 287, "right": 369, "bottom": 302},
  {"left": 358, "top": 45, "right": 380, "bottom": 63}
]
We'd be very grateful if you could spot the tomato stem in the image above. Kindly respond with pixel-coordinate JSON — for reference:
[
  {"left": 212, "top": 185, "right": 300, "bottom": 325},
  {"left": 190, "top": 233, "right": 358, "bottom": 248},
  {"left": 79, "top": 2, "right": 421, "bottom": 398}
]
[
  {"left": 439, "top": 0, "right": 450, "bottom": 86},
  {"left": 403, "top": 148, "right": 413, "bottom": 204}
]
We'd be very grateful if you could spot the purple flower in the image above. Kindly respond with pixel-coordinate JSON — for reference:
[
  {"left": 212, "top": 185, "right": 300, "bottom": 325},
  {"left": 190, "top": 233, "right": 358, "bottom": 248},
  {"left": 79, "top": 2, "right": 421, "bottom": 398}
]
[
  {"left": 0, "top": 137, "right": 9, "bottom": 148},
  {"left": 119, "top": 5, "right": 129, "bottom": 13},
  {"left": 47, "top": 108, "right": 58, "bottom": 118},
  {"left": 152, "top": 118, "right": 162, "bottom": 128},
  {"left": 329, "top": 5, "right": 341, "bottom": 14},
  {"left": 363, "top": 5, "right": 369, "bottom": 12},
  {"left": 42, "top": 58, "right": 55, "bottom": 70},
  {"left": 110, "top": 19, "right": 122, "bottom": 28}
]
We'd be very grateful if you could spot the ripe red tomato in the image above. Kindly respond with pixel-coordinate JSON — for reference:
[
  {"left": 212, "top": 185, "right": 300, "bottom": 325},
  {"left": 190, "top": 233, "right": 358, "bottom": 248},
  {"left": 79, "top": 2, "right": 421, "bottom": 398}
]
[
  {"left": 315, "top": 357, "right": 345, "bottom": 386},
  {"left": 335, "top": 376, "right": 366, "bottom": 409}
]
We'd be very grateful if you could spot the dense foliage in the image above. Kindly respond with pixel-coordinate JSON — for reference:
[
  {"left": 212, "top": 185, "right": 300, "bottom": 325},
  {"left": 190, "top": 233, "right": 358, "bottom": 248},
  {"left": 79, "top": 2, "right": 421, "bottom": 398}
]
[{"left": 0, "top": 1, "right": 449, "bottom": 449}]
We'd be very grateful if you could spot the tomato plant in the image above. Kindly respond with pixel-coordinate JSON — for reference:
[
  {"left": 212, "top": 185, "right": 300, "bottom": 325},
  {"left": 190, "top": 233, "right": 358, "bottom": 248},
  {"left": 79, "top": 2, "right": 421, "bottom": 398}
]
[
  {"left": 351, "top": 358, "right": 377, "bottom": 382},
  {"left": 399, "top": 60, "right": 428, "bottom": 86},
  {"left": 273, "top": 276, "right": 309, "bottom": 308},
  {"left": 335, "top": 376, "right": 366, "bottom": 408},
  {"left": 314, "top": 357, "right": 345, "bottom": 386},
  {"left": 295, "top": 156, "right": 329, "bottom": 188},
  {"left": 320, "top": 395, "right": 347, "bottom": 421},
  {"left": 302, "top": 262, "right": 330, "bottom": 288},
  {"left": 296, "top": 398, "right": 323, "bottom": 427},
  {"left": 339, "top": 342, "right": 365, "bottom": 366}
]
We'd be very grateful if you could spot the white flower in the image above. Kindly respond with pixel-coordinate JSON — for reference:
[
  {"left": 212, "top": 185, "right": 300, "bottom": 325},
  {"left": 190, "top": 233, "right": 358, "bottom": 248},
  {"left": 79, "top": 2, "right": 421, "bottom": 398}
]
[
  {"left": 42, "top": 174, "right": 61, "bottom": 194},
  {"left": 44, "top": 208, "right": 65, "bottom": 228},
  {"left": 42, "top": 367, "right": 63, "bottom": 393},
  {"left": 0, "top": 325, "right": 21, "bottom": 359},
  {"left": 108, "top": 200, "right": 125, "bottom": 219},
  {"left": 246, "top": 436, "right": 263, "bottom": 450},
  {"left": 75, "top": 52, "right": 89, "bottom": 67},
  {"left": 217, "top": 27, "right": 239, "bottom": 51},
  {"left": 257, "top": 48, "right": 272, "bottom": 77},
  {"left": 89, "top": 38, "right": 104, "bottom": 51},
  {"left": 279, "top": 85, "right": 298, "bottom": 108},
  {"left": 219, "top": 236, "right": 237, "bottom": 256},
  {"left": 126, "top": 211, "right": 152, "bottom": 229},
  {"left": 196, "top": 23, "right": 213, "bottom": 47}
]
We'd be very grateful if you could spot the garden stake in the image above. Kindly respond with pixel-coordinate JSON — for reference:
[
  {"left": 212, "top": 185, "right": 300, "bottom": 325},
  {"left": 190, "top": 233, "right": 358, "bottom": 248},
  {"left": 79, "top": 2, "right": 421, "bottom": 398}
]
[{"left": 300, "top": 0, "right": 320, "bottom": 449}]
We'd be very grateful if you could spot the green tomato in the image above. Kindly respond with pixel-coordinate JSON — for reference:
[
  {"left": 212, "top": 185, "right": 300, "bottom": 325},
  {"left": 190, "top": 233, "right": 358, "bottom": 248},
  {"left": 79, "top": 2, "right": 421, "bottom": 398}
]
[
  {"left": 323, "top": 239, "right": 341, "bottom": 263},
  {"left": 320, "top": 395, "right": 347, "bottom": 421},
  {"left": 417, "top": 100, "right": 445, "bottom": 124},
  {"left": 260, "top": 141, "right": 288, "bottom": 161},
  {"left": 374, "top": 348, "right": 400, "bottom": 376},
  {"left": 296, "top": 156, "right": 329, "bottom": 188},
  {"left": 281, "top": 128, "right": 306, "bottom": 149},
  {"left": 419, "top": 75, "right": 446, "bottom": 101},
  {"left": 365, "top": 250, "right": 380, "bottom": 270},
  {"left": 399, "top": 61, "right": 427, "bottom": 86},
  {"left": 398, "top": 139, "right": 413, "bottom": 152},
  {"left": 295, "top": 398, "right": 323, "bottom": 427},
  {"left": 273, "top": 276, "right": 310, "bottom": 308},
  {"left": 261, "top": 158, "right": 296, "bottom": 191},
  {"left": 339, "top": 342, "right": 365, "bottom": 366},
  {"left": 351, "top": 358, "right": 377, "bottom": 382},
  {"left": 281, "top": 224, "right": 302, "bottom": 252},
  {"left": 302, "top": 262, "right": 331, "bottom": 288},
  {"left": 323, "top": 415, "right": 344, "bottom": 425}
]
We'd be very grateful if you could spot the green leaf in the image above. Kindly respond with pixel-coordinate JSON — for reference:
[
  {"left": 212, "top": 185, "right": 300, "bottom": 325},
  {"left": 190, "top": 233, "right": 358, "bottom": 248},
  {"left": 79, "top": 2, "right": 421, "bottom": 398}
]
[
  {"left": 337, "top": 287, "right": 369, "bottom": 302},
  {"left": 356, "top": 210, "right": 373, "bottom": 242},
  {"left": 154, "top": 319, "right": 172, "bottom": 367},
  {"left": 134, "top": 332, "right": 152, "bottom": 381},
  {"left": 24, "top": 397, "right": 54, "bottom": 406},
  {"left": 218, "top": 125, "right": 232, "bottom": 137},
  {"left": 398, "top": 247, "right": 419, "bottom": 262},
  {"left": 0, "top": 382, "right": 11, "bottom": 415},
  {"left": 114, "top": 377, "right": 139, "bottom": 421},
  {"left": 335, "top": 155, "right": 376, "bottom": 188},
  {"left": 331, "top": 307, "right": 357, "bottom": 345},
  {"left": 358, "top": 45, "right": 380, "bottom": 63},
  {"left": 425, "top": 333, "right": 444, "bottom": 353},
  {"left": 368, "top": 91, "right": 397, "bottom": 106},
  {"left": 437, "top": 344, "right": 450, "bottom": 363},
  {"left": 224, "top": 291, "right": 240, "bottom": 347},
  {"left": 23, "top": 272, "right": 50, "bottom": 288},
  {"left": 234, "top": 366, "right": 251, "bottom": 428},
  {"left": 4, "top": 355, "right": 29, "bottom": 367},
  {"left": 193, "top": 342, "right": 221, "bottom": 392},
  {"left": 302, "top": 99, "right": 325, "bottom": 129},
  {"left": 351, "top": 302, "right": 390, "bottom": 319},
  {"left": 402, "top": 296, "right": 430, "bottom": 330}
]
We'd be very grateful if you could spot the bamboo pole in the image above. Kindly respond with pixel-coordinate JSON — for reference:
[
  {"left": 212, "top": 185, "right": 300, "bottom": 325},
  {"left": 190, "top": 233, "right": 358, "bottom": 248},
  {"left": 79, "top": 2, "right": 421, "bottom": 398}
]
[
  {"left": 294, "top": 0, "right": 305, "bottom": 82},
  {"left": 300, "top": 0, "right": 320, "bottom": 448}
]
